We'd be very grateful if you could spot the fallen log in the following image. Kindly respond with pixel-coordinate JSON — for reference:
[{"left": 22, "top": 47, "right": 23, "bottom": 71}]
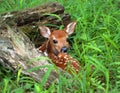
[
  {"left": 0, "top": 2, "right": 71, "bottom": 88},
  {"left": 0, "top": 2, "right": 71, "bottom": 47},
  {"left": 0, "top": 24, "right": 60, "bottom": 87},
  {"left": 1, "top": 2, "right": 70, "bottom": 26}
]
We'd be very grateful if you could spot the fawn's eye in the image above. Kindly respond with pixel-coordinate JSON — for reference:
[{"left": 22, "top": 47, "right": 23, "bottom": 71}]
[{"left": 53, "top": 39, "right": 58, "bottom": 44}]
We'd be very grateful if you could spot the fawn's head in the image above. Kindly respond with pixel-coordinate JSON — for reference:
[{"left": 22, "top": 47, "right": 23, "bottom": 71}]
[{"left": 39, "top": 22, "right": 76, "bottom": 55}]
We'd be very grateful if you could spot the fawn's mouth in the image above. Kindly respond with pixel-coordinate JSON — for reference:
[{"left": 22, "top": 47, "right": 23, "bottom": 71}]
[
  {"left": 52, "top": 47, "right": 59, "bottom": 56},
  {"left": 53, "top": 46, "right": 68, "bottom": 56},
  {"left": 54, "top": 50, "right": 67, "bottom": 56}
]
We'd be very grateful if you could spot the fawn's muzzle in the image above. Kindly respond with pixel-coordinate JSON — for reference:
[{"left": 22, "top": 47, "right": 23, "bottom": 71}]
[{"left": 61, "top": 46, "right": 68, "bottom": 53}]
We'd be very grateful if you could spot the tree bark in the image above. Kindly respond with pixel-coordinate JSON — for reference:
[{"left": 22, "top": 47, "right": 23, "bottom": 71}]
[
  {"left": 0, "top": 2, "right": 71, "bottom": 47},
  {"left": 0, "top": 2, "right": 71, "bottom": 88},
  {"left": 1, "top": 2, "right": 70, "bottom": 27},
  {"left": 0, "top": 24, "right": 60, "bottom": 87}
]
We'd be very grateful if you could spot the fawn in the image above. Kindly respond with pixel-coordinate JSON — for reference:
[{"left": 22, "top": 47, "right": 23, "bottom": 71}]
[{"left": 38, "top": 22, "right": 80, "bottom": 74}]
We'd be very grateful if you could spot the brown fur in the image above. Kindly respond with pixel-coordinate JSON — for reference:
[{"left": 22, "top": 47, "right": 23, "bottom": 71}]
[{"left": 39, "top": 22, "right": 80, "bottom": 74}]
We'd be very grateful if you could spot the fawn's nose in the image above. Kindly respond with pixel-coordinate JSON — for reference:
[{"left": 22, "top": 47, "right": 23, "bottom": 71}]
[{"left": 61, "top": 46, "right": 68, "bottom": 53}]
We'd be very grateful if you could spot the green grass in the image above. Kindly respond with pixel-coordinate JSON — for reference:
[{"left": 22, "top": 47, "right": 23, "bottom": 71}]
[{"left": 0, "top": 0, "right": 120, "bottom": 93}]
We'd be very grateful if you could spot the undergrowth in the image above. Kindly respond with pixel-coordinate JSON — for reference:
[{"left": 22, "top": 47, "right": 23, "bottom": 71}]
[{"left": 0, "top": 0, "right": 120, "bottom": 93}]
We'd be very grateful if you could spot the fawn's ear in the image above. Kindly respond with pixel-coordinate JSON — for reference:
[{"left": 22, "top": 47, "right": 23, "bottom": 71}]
[
  {"left": 39, "top": 26, "right": 51, "bottom": 38},
  {"left": 66, "top": 22, "right": 77, "bottom": 35}
]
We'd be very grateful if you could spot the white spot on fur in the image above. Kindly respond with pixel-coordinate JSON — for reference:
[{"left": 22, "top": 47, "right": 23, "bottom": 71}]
[
  {"left": 64, "top": 62, "right": 67, "bottom": 65},
  {"left": 59, "top": 62, "right": 63, "bottom": 64}
]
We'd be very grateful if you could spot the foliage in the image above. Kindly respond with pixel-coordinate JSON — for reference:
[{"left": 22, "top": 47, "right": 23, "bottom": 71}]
[{"left": 0, "top": 0, "right": 120, "bottom": 92}]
